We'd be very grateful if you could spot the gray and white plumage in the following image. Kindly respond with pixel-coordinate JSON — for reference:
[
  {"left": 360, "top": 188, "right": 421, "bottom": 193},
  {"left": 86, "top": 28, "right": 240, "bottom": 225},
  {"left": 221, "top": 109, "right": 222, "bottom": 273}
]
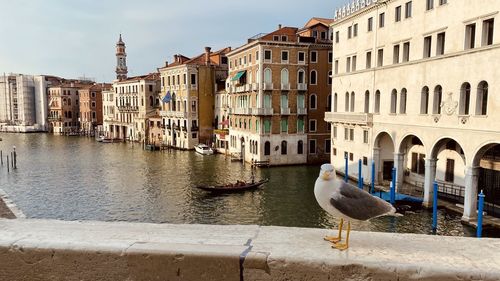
[{"left": 314, "top": 164, "right": 396, "bottom": 221}]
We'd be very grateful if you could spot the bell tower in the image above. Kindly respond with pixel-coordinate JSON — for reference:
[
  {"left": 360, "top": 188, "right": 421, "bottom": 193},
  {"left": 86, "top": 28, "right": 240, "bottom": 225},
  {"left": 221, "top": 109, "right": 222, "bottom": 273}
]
[{"left": 115, "top": 34, "right": 128, "bottom": 80}]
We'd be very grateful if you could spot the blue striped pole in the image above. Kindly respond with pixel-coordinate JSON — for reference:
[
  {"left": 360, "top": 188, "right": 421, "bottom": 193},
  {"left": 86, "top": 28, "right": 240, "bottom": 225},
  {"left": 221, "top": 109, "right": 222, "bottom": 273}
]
[
  {"left": 371, "top": 160, "right": 375, "bottom": 194},
  {"left": 432, "top": 181, "right": 438, "bottom": 232},
  {"left": 477, "top": 190, "right": 485, "bottom": 238},
  {"left": 358, "top": 159, "right": 363, "bottom": 189},
  {"left": 344, "top": 156, "right": 348, "bottom": 183}
]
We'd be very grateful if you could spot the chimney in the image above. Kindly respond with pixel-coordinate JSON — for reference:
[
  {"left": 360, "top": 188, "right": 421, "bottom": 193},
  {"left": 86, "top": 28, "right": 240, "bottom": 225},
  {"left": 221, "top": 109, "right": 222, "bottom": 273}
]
[
  {"left": 174, "top": 54, "right": 178, "bottom": 63},
  {"left": 278, "top": 24, "right": 282, "bottom": 29},
  {"left": 165, "top": 61, "right": 169, "bottom": 67},
  {"left": 204, "top": 47, "right": 212, "bottom": 65}
]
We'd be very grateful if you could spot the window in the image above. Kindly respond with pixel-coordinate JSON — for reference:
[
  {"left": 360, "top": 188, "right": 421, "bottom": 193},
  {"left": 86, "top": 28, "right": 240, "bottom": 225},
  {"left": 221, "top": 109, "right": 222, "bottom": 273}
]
[
  {"left": 335, "top": 31, "right": 340, "bottom": 43},
  {"left": 403, "top": 42, "right": 410, "bottom": 62},
  {"left": 320, "top": 31, "right": 326, "bottom": 40},
  {"left": 352, "top": 56, "right": 357, "bottom": 71},
  {"left": 424, "top": 36, "right": 432, "bottom": 58},
  {"left": 393, "top": 45, "right": 400, "bottom": 64},
  {"left": 325, "top": 140, "right": 331, "bottom": 154},
  {"left": 353, "top": 24, "right": 358, "bottom": 37},
  {"left": 328, "top": 52, "right": 333, "bottom": 63},
  {"left": 433, "top": 85, "right": 443, "bottom": 114},
  {"left": 348, "top": 26, "right": 352, "bottom": 39},
  {"left": 346, "top": 57, "right": 351, "bottom": 72},
  {"left": 344, "top": 127, "right": 349, "bottom": 141},
  {"left": 390, "top": 89, "right": 398, "bottom": 114},
  {"left": 280, "top": 69, "right": 289, "bottom": 85},
  {"left": 344, "top": 92, "right": 350, "bottom": 112},
  {"left": 426, "top": 0, "right": 434, "bottom": 10},
  {"left": 264, "top": 141, "right": 271, "bottom": 155},
  {"left": 309, "top": 119, "right": 317, "bottom": 132},
  {"left": 280, "top": 93, "right": 288, "bottom": 108},
  {"left": 368, "top": 17, "right": 373, "bottom": 32},
  {"left": 264, "top": 68, "right": 272, "bottom": 83},
  {"left": 476, "top": 81, "right": 488, "bottom": 115},
  {"left": 298, "top": 70, "right": 305, "bottom": 84},
  {"left": 405, "top": 1, "right": 412, "bottom": 18},
  {"left": 298, "top": 141, "right": 304, "bottom": 154},
  {"left": 333, "top": 126, "right": 337, "bottom": 139},
  {"left": 273, "top": 35, "right": 279, "bottom": 41},
  {"left": 334, "top": 93, "right": 338, "bottom": 112},
  {"left": 377, "top": 49, "right": 384, "bottom": 67},
  {"left": 459, "top": 82, "right": 471, "bottom": 115},
  {"left": 264, "top": 50, "right": 272, "bottom": 62},
  {"left": 281, "top": 35, "right": 287, "bottom": 41},
  {"left": 281, "top": 118, "right": 288, "bottom": 133},
  {"left": 379, "top": 13, "right": 385, "bottom": 28},
  {"left": 400, "top": 88, "right": 407, "bottom": 114},
  {"left": 334, "top": 60, "right": 339, "bottom": 74},
  {"left": 256, "top": 51, "right": 259, "bottom": 60},
  {"left": 310, "top": 51, "right": 318, "bottom": 63},
  {"left": 436, "top": 32, "right": 446, "bottom": 55},
  {"left": 482, "top": 19, "right": 494, "bottom": 46},
  {"left": 190, "top": 74, "right": 196, "bottom": 85},
  {"left": 264, "top": 119, "right": 271, "bottom": 133},
  {"left": 421, "top": 86, "right": 430, "bottom": 114},
  {"left": 349, "top": 129, "right": 354, "bottom": 141},
  {"left": 445, "top": 159, "right": 455, "bottom": 183},
  {"left": 363, "top": 130, "right": 369, "bottom": 144},
  {"left": 328, "top": 71, "right": 332, "bottom": 85},
  {"left": 281, "top": 51, "right": 289, "bottom": 63},
  {"left": 364, "top": 91, "right": 370, "bottom": 113},
  {"left": 439, "top": 0, "right": 447, "bottom": 5},
  {"left": 395, "top": 6, "right": 402, "bottom": 22},
  {"left": 310, "top": 70, "right": 317, "bottom": 85},
  {"left": 350, "top": 92, "right": 355, "bottom": 112},
  {"left": 281, "top": 141, "right": 287, "bottom": 155},
  {"left": 366, "top": 51, "right": 372, "bottom": 69},
  {"left": 374, "top": 90, "right": 381, "bottom": 113},
  {"left": 411, "top": 153, "right": 426, "bottom": 175},
  {"left": 310, "top": 94, "right": 317, "bottom": 109},
  {"left": 298, "top": 51, "right": 305, "bottom": 63},
  {"left": 309, "top": 140, "right": 317, "bottom": 155},
  {"left": 465, "top": 23, "right": 476, "bottom": 49},
  {"left": 297, "top": 117, "right": 305, "bottom": 133}
]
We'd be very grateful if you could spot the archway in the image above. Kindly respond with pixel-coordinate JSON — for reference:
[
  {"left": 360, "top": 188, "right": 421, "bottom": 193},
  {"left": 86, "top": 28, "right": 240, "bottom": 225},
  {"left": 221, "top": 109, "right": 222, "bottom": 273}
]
[
  {"left": 373, "top": 132, "right": 395, "bottom": 184},
  {"left": 397, "top": 135, "right": 426, "bottom": 197},
  {"left": 472, "top": 142, "right": 500, "bottom": 218}
]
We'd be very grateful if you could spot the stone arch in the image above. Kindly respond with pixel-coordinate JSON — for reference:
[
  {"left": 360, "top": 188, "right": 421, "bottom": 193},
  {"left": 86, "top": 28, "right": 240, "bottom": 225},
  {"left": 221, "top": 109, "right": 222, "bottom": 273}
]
[
  {"left": 373, "top": 131, "right": 395, "bottom": 183},
  {"left": 472, "top": 141, "right": 500, "bottom": 167},
  {"left": 471, "top": 141, "right": 500, "bottom": 217},
  {"left": 396, "top": 134, "right": 427, "bottom": 195}
]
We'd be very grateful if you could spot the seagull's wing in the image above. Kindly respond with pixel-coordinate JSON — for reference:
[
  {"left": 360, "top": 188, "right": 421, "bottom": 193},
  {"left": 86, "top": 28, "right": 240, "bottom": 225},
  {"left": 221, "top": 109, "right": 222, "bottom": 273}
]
[{"left": 330, "top": 181, "right": 395, "bottom": 221}]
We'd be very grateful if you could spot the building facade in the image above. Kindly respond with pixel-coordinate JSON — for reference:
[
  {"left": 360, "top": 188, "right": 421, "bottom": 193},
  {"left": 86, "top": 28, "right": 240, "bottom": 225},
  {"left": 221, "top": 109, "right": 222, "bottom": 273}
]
[
  {"left": 79, "top": 84, "right": 109, "bottom": 136},
  {"left": 48, "top": 83, "right": 83, "bottom": 134},
  {"left": 226, "top": 20, "right": 332, "bottom": 165},
  {"left": 159, "top": 47, "right": 230, "bottom": 150},
  {"left": 326, "top": 0, "right": 500, "bottom": 219}
]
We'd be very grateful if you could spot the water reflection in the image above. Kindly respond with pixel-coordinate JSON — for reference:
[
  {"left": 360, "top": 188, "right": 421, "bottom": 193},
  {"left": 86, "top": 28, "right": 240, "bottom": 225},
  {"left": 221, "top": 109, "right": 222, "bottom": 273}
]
[{"left": 0, "top": 133, "right": 497, "bottom": 237}]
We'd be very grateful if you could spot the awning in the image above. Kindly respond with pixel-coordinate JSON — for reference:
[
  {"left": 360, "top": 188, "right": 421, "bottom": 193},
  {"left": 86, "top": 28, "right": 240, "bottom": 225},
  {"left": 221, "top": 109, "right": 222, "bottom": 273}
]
[{"left": 231, "top": 71, "right": 246, "bottom": 81}]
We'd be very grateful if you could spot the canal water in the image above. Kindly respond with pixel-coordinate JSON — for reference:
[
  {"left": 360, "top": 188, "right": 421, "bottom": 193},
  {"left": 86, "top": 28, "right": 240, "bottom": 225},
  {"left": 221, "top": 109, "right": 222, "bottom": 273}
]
[{"left": 0, "top": 133, "right": 497, "bottom": 237}]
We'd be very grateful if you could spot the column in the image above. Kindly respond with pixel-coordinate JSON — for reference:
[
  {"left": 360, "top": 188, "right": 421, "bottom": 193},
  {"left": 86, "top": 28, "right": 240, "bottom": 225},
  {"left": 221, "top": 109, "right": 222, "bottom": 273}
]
[
  {"left": 373, "top": 148, "right": 381, "bottom": 184},
  {"left": 393, "top": 152, "right": 405, "bottom": 192},
  {"left": 462, "top": 166, "right": 479, "bottom": 221},
  {"left": 423, "top": 158, "right": 437, "bottom": 207}
]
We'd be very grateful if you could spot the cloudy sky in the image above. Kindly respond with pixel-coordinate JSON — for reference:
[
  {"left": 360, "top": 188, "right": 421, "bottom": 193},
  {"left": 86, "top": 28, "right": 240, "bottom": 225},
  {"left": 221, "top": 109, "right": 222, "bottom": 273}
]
[{"left": 0, "top": 0, "right": 345, "bottom": 82}]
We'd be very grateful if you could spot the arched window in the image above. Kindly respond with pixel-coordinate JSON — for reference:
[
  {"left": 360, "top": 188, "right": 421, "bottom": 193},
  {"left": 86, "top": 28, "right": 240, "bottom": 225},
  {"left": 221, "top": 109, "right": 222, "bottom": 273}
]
[
  {"left": 327, "top": 94, "right": 332, "bottom": 111},
  {"left": 433, "top": 85, "right": 442, "bottom": 114},
  {"left": 420, "top": 87, "right": 429, "bottom": 114},
  {"left": 298, "top": 140, "right": 304, "bottom": 154},
  {"left": 172, "top": 93, "right": 176, "bottom": 111},
  {"left": 350, "top": 92, "right": 355, "bottom": 112},
  {"left": 264, "top": 68, "right": 272, "bottom": 83},
  {"left": 374, "top": 90, "right": 381, "bottom": 113},
  {"left": 281, "top": 140, "right": 287, "bottom": 155},
  {"left": 310, "top": 94, "right": 317, "bottom": 109},
  {"left": 255, "top": 141, "right": 258, "bottom": 155},
  {"left": 390, "top": 89, "right": 397, "bottom": 114},
  {"left": 328, "top": 71, "right": 332, "bottom": 85},
  {"left": 310, "top": 70, "right": 317, "bottom": 85},
  {"left": 264, "top": 141, "right": 271, "bottom": 156},
  {"left": 459, "top": 83, "right": 471, "bottom": 115},
  {"left": 333, "top": 93, "right": 338, "bottom": 112},
  {"left": 400, "top": 88, "right": 407, "bottom": 114},
  {"left": 280, "top": 68, "right": 289, "bottom": 85},
  {"left": 68, "top": 98, "right": 71, "bottom": 106},
  {"left": 345, "top": 92, "right": 350, "bottom": 111},
  {"left": 364, "top": 91, "right": 370, "bottom": 113},
  {"left": 297, "top": 69, "right": 305, "bottom": 84},
  {"left": 476, "top": 81, "right": 488, "bottom": 115}
]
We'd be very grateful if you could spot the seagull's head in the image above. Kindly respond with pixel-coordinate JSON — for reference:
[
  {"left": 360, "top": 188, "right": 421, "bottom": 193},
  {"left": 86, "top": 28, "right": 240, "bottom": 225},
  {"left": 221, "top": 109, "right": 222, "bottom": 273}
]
[{"left": 319, "top": 164, "right": 335, "bottom": 181}]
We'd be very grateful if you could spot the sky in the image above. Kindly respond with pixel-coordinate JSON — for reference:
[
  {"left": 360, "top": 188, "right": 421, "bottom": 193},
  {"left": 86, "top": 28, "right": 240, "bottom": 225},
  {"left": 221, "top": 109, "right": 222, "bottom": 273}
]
[{"left": 0, "top": 0, "right": 345, "bottom": 82}]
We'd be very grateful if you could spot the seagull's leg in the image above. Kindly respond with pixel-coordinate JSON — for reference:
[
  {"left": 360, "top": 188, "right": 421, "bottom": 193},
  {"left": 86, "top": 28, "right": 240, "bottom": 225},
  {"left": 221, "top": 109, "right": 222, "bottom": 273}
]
[
  {"left": 324, "top": 218, "right": 343, "bottom": 243},
  {"left": 332, "top": 221, "right": 350, "bottom": 251}
]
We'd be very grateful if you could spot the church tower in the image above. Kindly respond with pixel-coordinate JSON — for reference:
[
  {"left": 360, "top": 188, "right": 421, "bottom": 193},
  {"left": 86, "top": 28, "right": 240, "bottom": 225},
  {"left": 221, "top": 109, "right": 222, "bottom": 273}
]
[{"left": 115, "top": 34, "right": 128, "bottom": 80}]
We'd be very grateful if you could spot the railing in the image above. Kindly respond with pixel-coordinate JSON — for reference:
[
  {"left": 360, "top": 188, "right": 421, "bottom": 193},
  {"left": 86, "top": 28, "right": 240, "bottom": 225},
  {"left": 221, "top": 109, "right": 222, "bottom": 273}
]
[
  {"left": 280, "top": 107, "right": 291, "bottom": 115},
  {"left": 190, "top": 84, "right": 198, "bottom": 90},
  {"left": 436, "top": 181, "right": 465, "bottom": 204},
  {"left": 253, "top": 108, "right": 273, "bottom": 115},
  {"left": 117, "top": 105, "right": 139, "bottom": 112},
  {"left": 236, "top": 86, "right": 246, "bottom": 93},
  {"left": 263, "top": 83, "right": 274, "bottom": 91},
  {"left": 191, "top": 126, "right": 199, "bottom": 132},
  {"left": 233, "top": 108, "right": 251, "bottom": 115},
  {"left": 281, "top": 83, "right": 290, "bottom": 91},
  {"left": 252, "top": 83, "right": 259, "bottom": 91},
  {"left": 181, "top": 126, "right": 187, "bottom": 132},
  {"left": 324, "top": 112, "right": 373, "bottom": 125},
  {"left": 297, "top": 107, "right": 307, "bottom": 115},
  {"left": 175, "top": 112, "right": 188, "bottom": 118},
  {"left": 297, "top": 83, "right": 307, "bottom": 91}
]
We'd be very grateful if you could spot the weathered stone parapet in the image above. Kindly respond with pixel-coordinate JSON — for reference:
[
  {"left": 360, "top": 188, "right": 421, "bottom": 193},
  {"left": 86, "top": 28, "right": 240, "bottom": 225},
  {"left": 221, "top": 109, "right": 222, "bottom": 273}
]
[{"left": 0, "top": 219, "right": 498, "bottom": 281}]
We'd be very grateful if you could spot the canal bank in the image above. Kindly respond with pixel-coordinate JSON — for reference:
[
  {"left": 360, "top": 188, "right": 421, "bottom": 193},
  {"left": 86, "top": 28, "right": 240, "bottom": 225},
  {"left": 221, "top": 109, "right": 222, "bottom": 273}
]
[
  {"left": 0, "top": 188, "right": 24, "bottom": 219},
  {"left": 0, "top": 219, "right": 498, "bottom": 281}
]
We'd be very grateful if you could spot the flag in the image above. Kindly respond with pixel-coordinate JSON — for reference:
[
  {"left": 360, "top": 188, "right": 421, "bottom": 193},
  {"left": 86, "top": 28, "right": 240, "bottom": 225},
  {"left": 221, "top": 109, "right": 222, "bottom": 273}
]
[{"left": 162, "top": 91, "right": 171, "bottom": 103}]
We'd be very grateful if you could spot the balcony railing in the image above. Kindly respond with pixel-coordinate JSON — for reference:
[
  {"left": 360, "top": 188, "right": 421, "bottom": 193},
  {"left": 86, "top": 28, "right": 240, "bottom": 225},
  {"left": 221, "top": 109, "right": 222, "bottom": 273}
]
[
  {"left": 233, "top": 108, "right": 251, "bottom": 115},
  {"left": 253, "top": 108, "right": 274, "bottom": 115},
  {"left": 280, "top": 107, "right": 291, "bottom": 115},
  {"left": 117, "top": 105, "right": 139, "bottom": 112},
  {"left": 281, "top": 83, "right": 290, "bottom": 91},
  {"left": 297, "top": 107, "right": 307, "bottom": 115},
  {"left": 236, "top": 86, "right": 246, "bottom": 93},
  {"left": 263, "top": 83, "right": 274, "bottom": 91},
  {"left": 191, "top": 126, "right": 199, "bottom": 132},
  {"left": 324, "top": 112, "right": 373, "bottom": 125},
  {"left": 297, "top": 83, "right": 307, "bottom": 91},
  {"left": 251, "top": 83, "right": 259, "bottom": 91},
  {"left": 175, "top": 111, "right": 188, "bottom": 119}
]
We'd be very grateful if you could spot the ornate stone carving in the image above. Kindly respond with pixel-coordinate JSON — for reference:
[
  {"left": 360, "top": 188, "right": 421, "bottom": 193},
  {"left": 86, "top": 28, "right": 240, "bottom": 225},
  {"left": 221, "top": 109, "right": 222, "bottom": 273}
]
[{"left": 441, "top": 92, "right": 458, "bottom": 116}]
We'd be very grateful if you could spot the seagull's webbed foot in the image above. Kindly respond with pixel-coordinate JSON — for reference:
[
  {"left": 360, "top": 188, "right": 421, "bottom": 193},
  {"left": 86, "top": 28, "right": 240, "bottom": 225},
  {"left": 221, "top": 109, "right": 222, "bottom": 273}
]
[
  {"left": 332, "top": 243, "right": 348, "bottom": 251},
  {"left": 324, "top": 235, "right": 341, "bottom": 243}
]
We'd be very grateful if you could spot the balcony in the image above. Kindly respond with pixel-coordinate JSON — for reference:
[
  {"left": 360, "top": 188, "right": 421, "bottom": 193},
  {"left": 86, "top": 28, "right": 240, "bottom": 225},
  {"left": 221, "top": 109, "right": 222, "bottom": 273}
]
[
  {"left": 251, "top": 83, "right": 259, "bottom": 91},
  {"left": 233, "top": 108, "right": 251, "bottom": 115},
  {"left": 253, "top": 108, "right": 274, "bottom": 116},
  {"left": 181, "top": 126, "right": 187, "bottom": 132},
  {"left": 117, "top": 105, "right": 139, "bottom": 112},
  {"left": 280, "top": 107, "right": 291, "bottom": 115},
  {"left": 181, "top": 84, "right": 186, "bottom": 90},
  {"left": 297, "top": 83, "right": 307, "bottom": 91},
  {"left": 173, "top": 125, "right": 180, "bottom": 131},
  {"left": 48, "top": 116, "right": 63, "bottom": 121},
  {"left": 166, "top": 124, "right": 171, "bottom": 130},
  {"left": 175, "top": 111, "right": 188, "bottom": 119},
  {"left": 236, "top": 86, "right": 246, "bottom": 93},
  {"left": 263, "top": 83, "right": 274, "bottom": 91},
  {"left": 297, "top": 107, "right": 307, "bottom": 115},
  {"left": 244, "top": 84, "right": 251, "bottom": 92},
  {"left": 191, "top": 126, "right": 199, "bottom": 132},
  {"left": 281, "top": 83, "right": 290, "bottom": 91},
  {"left": 324, "top": 112, "right": 373, "bottom": 126},
  {"left": 190, "top": 84, "right": 198, "bottom": 91}
]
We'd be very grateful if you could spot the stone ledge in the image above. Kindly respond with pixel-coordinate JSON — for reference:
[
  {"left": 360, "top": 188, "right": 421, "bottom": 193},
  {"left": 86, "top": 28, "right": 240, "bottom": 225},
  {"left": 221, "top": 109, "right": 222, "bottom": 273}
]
[{"left": 0, "top": 219, "right": 498, "bottom": 281}]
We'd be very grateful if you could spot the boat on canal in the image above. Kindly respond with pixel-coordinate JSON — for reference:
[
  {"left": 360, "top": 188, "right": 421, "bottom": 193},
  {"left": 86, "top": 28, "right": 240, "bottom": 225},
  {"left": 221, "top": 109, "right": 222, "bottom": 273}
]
[
  {"left": 195, "top": 178, "right": 269, "bottom": 193},
  {"left": 194, "top": 144, "right": 214, "bottom": 155}
]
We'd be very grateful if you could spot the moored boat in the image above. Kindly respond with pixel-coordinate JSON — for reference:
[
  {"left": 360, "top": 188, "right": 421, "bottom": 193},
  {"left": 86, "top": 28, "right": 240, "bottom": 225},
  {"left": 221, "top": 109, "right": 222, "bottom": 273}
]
[
  {"left": 194, "top": 144, "right": 214, "bottom": 155},
  {"left": 195, "top": 179, "right": 269, "bottom": 193}
]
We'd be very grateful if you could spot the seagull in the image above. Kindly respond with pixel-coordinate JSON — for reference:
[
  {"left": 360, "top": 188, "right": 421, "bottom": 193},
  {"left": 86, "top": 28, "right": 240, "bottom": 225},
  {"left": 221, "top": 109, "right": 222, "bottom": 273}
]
[{"left": 314, "top": 163, "right": 398, "bottom": 250}]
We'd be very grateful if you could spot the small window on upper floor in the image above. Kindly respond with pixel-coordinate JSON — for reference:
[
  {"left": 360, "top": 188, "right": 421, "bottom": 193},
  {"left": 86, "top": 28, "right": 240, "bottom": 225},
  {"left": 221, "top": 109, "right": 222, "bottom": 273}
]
[
  {"left": 465, "top": 23, "right": 476, "bottom": 49},
  {"left": 482, "top": 18, "right": 495, "bottom": 46},
  {"left": 334, "top": 60, "right": 339, "bottom": 74},
  {"left": 321, "top": 31, "right": 326, "bottom": 40},
  {"left": 335, "top": 31, "right": 340, "bottom": 43},
  {"left": 395, "top": 6, "right": 402, "bottom": 22},
  {"left": 368, "top": 17, "right": 373, "bottom": 32},
  {"left": 405, "top": 1, "right": 412, "bottom": 18},
  {"left": 298, "top": 51, "right": 305, "bottom": 64},
  {"left": 328, "top": 52, "right": 333, "bottom": 63},
  {"left": 439, "top": 0, "right": 447, "bottom": 5},
  {"left": 379, "top": 13, "right": 385, "bottom": 28},
  {"left": 393, "top": 44, "right": 400, "bottom": 64},
  {"left": 436, "top": 32, "right": 446, "bottom": 55},
  {"left": 281, "top": 51, "right": 289, "bottom": 63},
  {"left": 221, "top": 56, "right": 228, "bottom": 65},
  {"left": 312, "top": 30, "right": 318, "bottom": 38},
  {"left": 273, "top": 35, "right": 279, "bottom": 41},
  {"left": 426, "top": 0, "right": 434, "bottom": 10},
  {"left": 366, "top": 51, "right": 372, "bottom": 69},
  {"left": 403, "top": 42, "right": 410, "bottom": 62},
  {"left": 281, "top": 35, "right": 287, "bottom": 41},
  {"left": 377, "top": 49, "right": 384, "bottom": 67},
  {"left": 424, "top": 36, "right": 432, "bottom": 58},
  {"left": 264, "top": 50, "right": 272, "bottom": 62},
  {"left": 310, "top": 51, "right": 318, "bottom": 63},
  {"left": 348, "top": 26, "right": 352, "bottom": 39},
  {"left": 353, "top": 24, "right": 358, "bottom": 37}
]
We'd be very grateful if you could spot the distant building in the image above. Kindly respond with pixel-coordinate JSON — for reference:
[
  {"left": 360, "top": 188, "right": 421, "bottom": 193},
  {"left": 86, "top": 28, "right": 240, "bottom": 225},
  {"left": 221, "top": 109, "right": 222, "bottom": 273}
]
[
  {"left": 225, "top": 19, "right": 333, "bottom": 165},
  {"left": 158, "top": 47, "right": 230, "bottom": 150},
  {"left": 326, "top": 0, "right": 500, "bottom": 220},
  {"left": 0, "top": 74, "right": 49, "bottom": 132},
  {"left": 48, "top": 83, "right": 85, "bottom": 134},
  {"left": 78, "top": 84, "right": 110, "bottom": 136}
]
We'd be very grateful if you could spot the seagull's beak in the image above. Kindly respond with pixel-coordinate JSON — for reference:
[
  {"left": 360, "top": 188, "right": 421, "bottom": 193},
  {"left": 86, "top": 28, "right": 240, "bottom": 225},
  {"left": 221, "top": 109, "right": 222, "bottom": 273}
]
[{"left": 322, "top": 171, "right": 331, "bottom": 180}]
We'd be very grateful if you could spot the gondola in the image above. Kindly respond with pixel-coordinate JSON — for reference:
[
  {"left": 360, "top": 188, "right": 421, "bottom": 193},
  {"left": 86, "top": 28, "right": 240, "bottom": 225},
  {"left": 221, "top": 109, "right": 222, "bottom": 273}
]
[{"left": 195, "top": 179, "right": 269, "bottom": 193}]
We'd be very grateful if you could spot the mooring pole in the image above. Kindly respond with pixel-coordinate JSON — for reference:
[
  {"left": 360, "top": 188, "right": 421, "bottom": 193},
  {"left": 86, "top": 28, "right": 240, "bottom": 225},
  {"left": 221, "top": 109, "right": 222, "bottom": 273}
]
[
  {"left": 13, "top": 146, "right": 16, "bottom": 169},
  {"left": 432, "top": 181, "right": 438, "bottom": 232},
  {"left": 6, "top": 155, "right": 9, "bottom": 173},
  {"left": 344, "top": 156, "right": 348, "bottom": 183},
  {"left": 0, "top": 150, "right": 2, "bottom": 165},
  {"left": 10, "top": 152, "right": 13, "bottom": 168},
  {"left": 371, "top": 160, "right": 375, "bottom": 194},
  {"left": 477, "top": 190, "right": 485, "bottom": 238},
  {"left": 390, "top": 167, "right": 396, "bottom": 204},
  {"left": 358, "top": 159, "right": 363, "bottom": 189}
]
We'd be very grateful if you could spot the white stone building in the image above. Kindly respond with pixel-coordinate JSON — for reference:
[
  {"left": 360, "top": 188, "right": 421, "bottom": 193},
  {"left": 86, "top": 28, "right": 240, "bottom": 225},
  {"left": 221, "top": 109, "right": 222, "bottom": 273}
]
[{"left": 326, "top": 0, "right": 500, "bottom": 220}]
